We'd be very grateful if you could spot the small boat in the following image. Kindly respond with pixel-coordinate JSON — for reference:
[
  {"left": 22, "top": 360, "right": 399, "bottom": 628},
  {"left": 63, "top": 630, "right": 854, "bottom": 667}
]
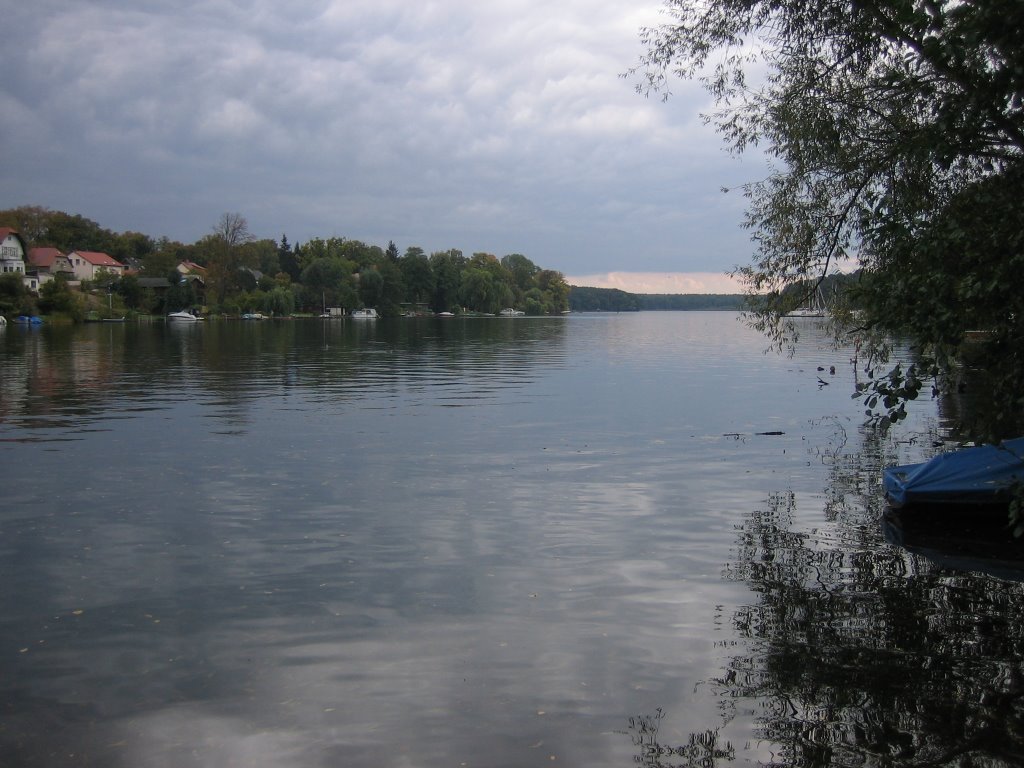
[
  {"left": 883, "top": 438, "right": 1024, "bottom": 509},
  {"left": 499, "top": 308, "right": 525, "bottom": 316},
  {"left": 15, "top": 315, "right": 43, "bottom": 325},
  {"left": 167, "top": 310, "right": 200, "bottom": 322},
  {"left": 783, "top": 286, "right": 828, "bottom": 318},
  {"left": 241, "top": 312, "right": 265, "bottom": 320},
  {"left": 351, "top": 308, "right": 378, "bottom": 319}
]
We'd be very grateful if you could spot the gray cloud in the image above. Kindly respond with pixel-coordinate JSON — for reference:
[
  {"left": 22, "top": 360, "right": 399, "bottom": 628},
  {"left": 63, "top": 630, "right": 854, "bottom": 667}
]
[{"left": 1, "top": 0, "right": 756, "bottom": 280}]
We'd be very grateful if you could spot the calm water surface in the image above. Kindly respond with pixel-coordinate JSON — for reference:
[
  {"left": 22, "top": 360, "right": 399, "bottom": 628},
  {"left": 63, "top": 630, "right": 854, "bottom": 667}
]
[{"left": 1, "top": 313, "right": 1022, "bottom": 767}]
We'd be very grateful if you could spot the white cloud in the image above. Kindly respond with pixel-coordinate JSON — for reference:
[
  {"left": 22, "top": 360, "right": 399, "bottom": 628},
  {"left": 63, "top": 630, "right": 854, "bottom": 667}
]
[{"left": 567, "top": 272, "right": 745, "bottom": 294}]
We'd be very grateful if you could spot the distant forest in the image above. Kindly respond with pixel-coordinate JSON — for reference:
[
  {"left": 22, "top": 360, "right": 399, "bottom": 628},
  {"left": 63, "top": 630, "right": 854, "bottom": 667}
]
[
  {"left": 568, "top": 272, "right": 863, "bottom": 312},
  {"left": 568, "top": 286, "right": 746, "bottom": 312}
]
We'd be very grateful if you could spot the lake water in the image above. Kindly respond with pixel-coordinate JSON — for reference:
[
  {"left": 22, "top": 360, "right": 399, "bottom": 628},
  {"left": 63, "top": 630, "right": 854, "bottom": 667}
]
[{"left": 2, "top": 312, "right": 1023, "bottom": 767}]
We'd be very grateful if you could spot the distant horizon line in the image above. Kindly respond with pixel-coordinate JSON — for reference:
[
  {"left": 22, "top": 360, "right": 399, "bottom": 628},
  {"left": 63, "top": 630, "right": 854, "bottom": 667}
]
[{"left": 565, "top": 271, "right": 745, "bottom": 296}]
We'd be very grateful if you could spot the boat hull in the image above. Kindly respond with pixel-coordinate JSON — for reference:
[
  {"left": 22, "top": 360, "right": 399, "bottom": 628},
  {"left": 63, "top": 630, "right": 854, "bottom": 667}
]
[{"left": 883, "top": 438, "right": 1024, "bottom": 508}]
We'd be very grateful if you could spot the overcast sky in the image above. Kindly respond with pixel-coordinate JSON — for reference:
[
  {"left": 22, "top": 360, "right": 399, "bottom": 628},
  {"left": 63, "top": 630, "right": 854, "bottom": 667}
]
[{"left": 1, "top": 0, "right": 761, "bottom": 292}]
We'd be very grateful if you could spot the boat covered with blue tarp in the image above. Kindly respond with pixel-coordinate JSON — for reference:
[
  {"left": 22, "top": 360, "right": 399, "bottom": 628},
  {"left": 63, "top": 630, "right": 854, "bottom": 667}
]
[{"left": 883, "top": 438, "right": 1024, "bottom": 508}]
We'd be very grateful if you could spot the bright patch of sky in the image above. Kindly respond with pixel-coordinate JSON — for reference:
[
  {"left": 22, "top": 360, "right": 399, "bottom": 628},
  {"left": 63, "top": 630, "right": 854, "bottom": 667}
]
[{"left": 0, "top": 0, "right": 763, "bottom": 292}]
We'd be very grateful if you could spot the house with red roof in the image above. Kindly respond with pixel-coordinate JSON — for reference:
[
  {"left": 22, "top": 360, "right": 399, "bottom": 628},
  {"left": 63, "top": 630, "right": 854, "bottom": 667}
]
[
  {"left": 67, "top": 250, "right": 125, "bottom": 281},
  {"left": 27, "top": 247, "right": 75, "bottom": 283},
  {"left": 1, "top": 227, "right": 27, "bottom": 276}
]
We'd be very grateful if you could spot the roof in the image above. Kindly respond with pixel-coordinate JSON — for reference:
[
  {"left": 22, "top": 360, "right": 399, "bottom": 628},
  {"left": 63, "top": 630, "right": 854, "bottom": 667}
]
[
  {"left": 0, "top": 228, "right": 27, "bottom": 253},
  {"left": 27, "top": 247, "right": 66, "bottom": 268},
  {"left": 70, "top": 250, "right": 124, "bottom": 268},
  {"left": 178, "top": 260, "right": 208, "bottom": 275}
]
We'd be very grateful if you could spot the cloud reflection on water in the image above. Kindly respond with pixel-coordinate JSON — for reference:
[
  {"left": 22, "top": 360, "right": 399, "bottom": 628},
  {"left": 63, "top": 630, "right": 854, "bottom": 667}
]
[{"left": 2, "top": 315, "right": 958, "bottom": 767}]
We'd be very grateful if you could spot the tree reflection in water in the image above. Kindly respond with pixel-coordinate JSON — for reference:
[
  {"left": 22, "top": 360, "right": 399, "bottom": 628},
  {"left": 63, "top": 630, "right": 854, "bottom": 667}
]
[
  {"left": 622, "top": 708, "right": 735, "bottom": 768},
  {"left": 633, "top": 424, "right": 1024, "bottom": 767}
]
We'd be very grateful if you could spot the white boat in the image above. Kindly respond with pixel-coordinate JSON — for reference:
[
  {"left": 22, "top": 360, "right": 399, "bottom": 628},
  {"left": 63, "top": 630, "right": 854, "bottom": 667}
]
[
  {"left": 785, "top": 307, "right": 827, "bottom": 318},
  {"left": 784, "top": 286, "right": 828, "bottom": 318},
  {"left": 241, "top": 312, "right": 265, "bottom": 320},
  {"left": 351, "top": 308, "right": 378, "bottom": 319},
  {"left": 499, "top": 308, "right": 525, "bottom": 316},
  {"left": 167, "top": 311, "right": 200, "bottom": 322}
]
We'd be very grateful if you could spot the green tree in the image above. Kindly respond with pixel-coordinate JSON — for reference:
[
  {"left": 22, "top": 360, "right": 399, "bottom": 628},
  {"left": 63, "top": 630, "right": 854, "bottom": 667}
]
[
  {"left": 163, "top": 272, "right": 196, "bottom": 313},
  {"left": 0, "top": 205, "right": 52, "bottom": 246},
  {"left": 378, "top": 259, "right": 405, "bottom": 314},
  {"left": 109, "top": 231, "right": 155, "bottom": 262},
  {"left": 295, "top": 237, "right": 328, "bottom": 270},
  {"left": 37, "top": 276, "right": 83, "bottom": 319},
  {"left": 459, "top": 267, "right": 496, "bottom": 313},
  {"left": 568, "top": 287, "right": 641, "bottom": 312},
  {"left": 0, "top": 206, "right": 114, "bottom": 251},
  {"left": 115, "top": 274, "right": 143, "bottom": 310},
  {"left": 0, "top": 272, "right": 31, "bottom": 316},
  {"left": 263, "top": 286, "right": 295, "bottom": 316},
  {"left": 632, "top": 0, "right": 1024, "bottom": 438},
  {"left": 204, "top": 213, "right": 257, "bottom": 307},
  {"left": 142, "top": 237, "right": 188, "bottom": 277},
  {"left": 429, "top": 249, "right": 465, "bottom": 312},
  {"left": 523, "top": 288, "right": 546, "bottom": 316},
  {"left": 466, "top": 253, "right": 514, "bottom": 312},
  {"left": 44, "top": 211, "right": 114, "bottom": 252},
  {"left": 458, "top": 258, "right": 514, "bottom": 314},
  {"left": 242, "top": 238, "right": 280, "bottom": 277},
  {"left": 501, "top": 253, "right": 539, "bottom": 300},
  {"left": 357, "top": 268, "right": 384, "bottom": 308},
  {"left": 277, "top": 234, "right": 302, "bottom": 281},
  {"left": 399, "top": 248, "right": 434, "bottom": 304},
  {"left": 537, "top": 269, "right": 569, "bottom": 313},
  {"left": 300, "top": 257, "right": 356, "bottom": 309}
]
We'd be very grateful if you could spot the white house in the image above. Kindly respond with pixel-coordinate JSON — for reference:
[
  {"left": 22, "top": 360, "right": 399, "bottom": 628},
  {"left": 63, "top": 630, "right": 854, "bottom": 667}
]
[
  {"left": 0, "top": 227, "right": 27, "bottom": 276},
  {"left": 67, "top": 250, "right": 125, "bottom": 281}
]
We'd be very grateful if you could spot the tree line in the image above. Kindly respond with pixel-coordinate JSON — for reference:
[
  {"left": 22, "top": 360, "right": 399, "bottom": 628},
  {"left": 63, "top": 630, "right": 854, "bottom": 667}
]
[
  {"left": 568, "top": 287, "right": 743, "bottom": 312},
  {"left": 0, "top": 206, "right": 570, "bottom": 318}
]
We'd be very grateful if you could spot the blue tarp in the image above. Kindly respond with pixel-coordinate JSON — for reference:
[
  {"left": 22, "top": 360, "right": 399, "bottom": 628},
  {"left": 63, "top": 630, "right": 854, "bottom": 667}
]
[{"left": 884, "top": 438, "right": 1024, "bottom": 508}]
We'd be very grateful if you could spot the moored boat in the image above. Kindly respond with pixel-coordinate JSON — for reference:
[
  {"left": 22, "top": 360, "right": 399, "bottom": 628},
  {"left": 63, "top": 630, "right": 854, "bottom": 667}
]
[
  {"left": 883, "top": 438, "right": 1024, "bottom": 509},
  {"left": 351, "top": 308, "right": 378, "bottom": 319},
  {"left": 783, "top": 285, "right": 828, "bottom": 318},
  {"left": 167, "top": 310, "right": 200, "bottom": 322}
]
